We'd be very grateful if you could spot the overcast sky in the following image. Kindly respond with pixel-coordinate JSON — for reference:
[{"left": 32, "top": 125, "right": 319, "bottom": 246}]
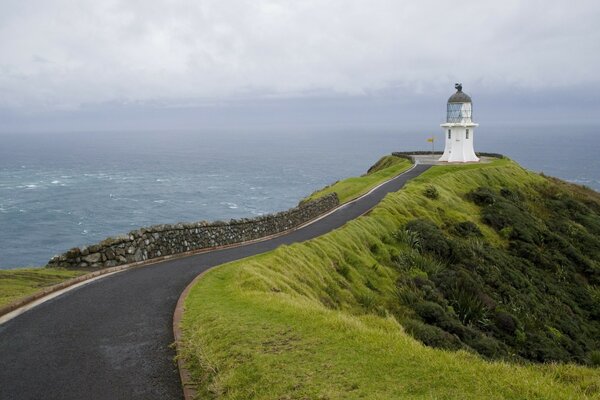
[{"left": 1, "top": 0, "right": 599, "bottom": 131}]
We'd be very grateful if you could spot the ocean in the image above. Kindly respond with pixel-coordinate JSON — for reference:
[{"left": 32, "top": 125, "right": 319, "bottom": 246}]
[{"left": 1, "top": 124, "right": 599, "bottom": 269}]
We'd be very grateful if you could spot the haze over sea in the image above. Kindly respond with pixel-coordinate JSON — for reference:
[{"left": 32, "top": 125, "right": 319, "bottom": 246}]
[{"left": 1, "top": 124, "right": 598, "bottom": 269}]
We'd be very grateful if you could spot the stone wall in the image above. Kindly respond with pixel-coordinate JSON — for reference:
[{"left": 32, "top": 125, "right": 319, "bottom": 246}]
[{"left": 47, "top": 193, "right": 339, "bottom": 269}]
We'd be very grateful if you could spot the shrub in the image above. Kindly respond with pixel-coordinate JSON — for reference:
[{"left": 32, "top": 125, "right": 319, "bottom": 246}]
[
  {"left": 468, "top": 335, "right": 506, "bottom": 359},
  {"left": 414, "top": 301, "right": 446, "bottom": 324},
  {"left": 494, "top": 310, "right": 517, "bottom": 334},
  {"left": 468, "top": 187, "right": 496, "bottom": 206},
  {"left": 423, "top": 185, "right": 439, "bottom": 200},
  {"left": 413, "top": 300, "right": 474, "bottom": 340},
  {"left": 452, "top": 221, "right": 483, "bottom": 238},
  {"left": 405, "top": 219, "right": 450, "bottom": 259},
  {"left": 402, "top": 319, "right": 463, "bottom": 350},
  {"left": 590, "top": 350, "right": 600, "bottom": 367},
  {"left": 500, "top": 187, "right": 523, "bottom": 203},
  {"left": 481, "top": 202, "right": 520, "bottom": 231}
]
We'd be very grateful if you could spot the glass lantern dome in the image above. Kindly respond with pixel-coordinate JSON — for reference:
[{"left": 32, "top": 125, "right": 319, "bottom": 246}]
[{"left": 446, "top": 83, "right": 472, "bottom": 123}]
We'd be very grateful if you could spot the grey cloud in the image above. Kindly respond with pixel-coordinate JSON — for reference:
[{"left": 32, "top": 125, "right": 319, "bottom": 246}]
[{"left": 0, "top": 0, "right": 599, "bottom": 112}]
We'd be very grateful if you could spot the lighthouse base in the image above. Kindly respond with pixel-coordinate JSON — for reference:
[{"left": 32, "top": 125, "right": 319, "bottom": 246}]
[
  {"left": 439, "top": 123, "right": 479, "bottom": 163},
  {"left": 438, "top": 151, "right": 480, "bottom": 163}
]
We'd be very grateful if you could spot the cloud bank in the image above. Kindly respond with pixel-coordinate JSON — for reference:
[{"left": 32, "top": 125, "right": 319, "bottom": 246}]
[{"left": 0, "top": 0, "right": 599, "bottom": 112}]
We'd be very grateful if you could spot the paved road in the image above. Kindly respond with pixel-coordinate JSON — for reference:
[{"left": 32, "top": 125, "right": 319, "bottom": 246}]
[{"left": 0, "top": 164, "right": 429, "bottom": 400}]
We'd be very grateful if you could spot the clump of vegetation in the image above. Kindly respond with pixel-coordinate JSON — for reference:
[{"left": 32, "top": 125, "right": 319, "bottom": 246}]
[
  {"left": 452, "top": 221, "right": 482, "bottom": 238},
  {"left": 405, "top": 219, "right": 451, "bottom": 259},
  {"left": 390, "top": 184, "right": 600, "bottom": 364},
  {"left": 590, "top": 350, "right": 600, "bottom": 367},
  {"left": 423, "top": 185, "right": 439, "bottom": 199}
]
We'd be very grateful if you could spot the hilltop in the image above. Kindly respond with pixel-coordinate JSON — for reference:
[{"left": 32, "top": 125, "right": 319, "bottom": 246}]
[{"left": 180, "top": 155, "right": 600, "bottom": 399}]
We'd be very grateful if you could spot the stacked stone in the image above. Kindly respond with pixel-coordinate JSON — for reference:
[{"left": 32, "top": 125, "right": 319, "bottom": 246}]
[{"left": 47, "top": 193, "right": 339, "bottom": 269}]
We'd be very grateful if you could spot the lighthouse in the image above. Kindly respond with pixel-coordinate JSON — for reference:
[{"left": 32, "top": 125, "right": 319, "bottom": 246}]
[{"left": 439, "top": 83, "right": 479, "bottom": 163}]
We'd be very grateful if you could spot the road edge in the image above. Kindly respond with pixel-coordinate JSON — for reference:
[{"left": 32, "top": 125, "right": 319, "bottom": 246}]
[
  {"left": 172, "top": 162, "right": 421, "bottom": 400},
  {"left": 0, "top": 162, "right": 417, "bottom": 325}
]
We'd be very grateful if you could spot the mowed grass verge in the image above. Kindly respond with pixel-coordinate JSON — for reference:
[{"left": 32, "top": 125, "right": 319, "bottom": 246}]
[
  {"left": 180, "top": 157, "right": 600, "bottom": 399},
  {"left": 0, "top": 268, "right": 87, "bottom": 308},
  {"left": 303, "top": 155, "right": 412, "bottom": 204}
]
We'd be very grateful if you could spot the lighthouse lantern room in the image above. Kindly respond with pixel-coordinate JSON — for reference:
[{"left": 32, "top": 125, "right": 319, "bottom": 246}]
[{"left": 439, "top": 83, "right": 479, "bottom": 163}]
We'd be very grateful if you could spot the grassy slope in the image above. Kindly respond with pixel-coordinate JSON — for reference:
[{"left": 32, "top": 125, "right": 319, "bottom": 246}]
[
  {"left": 303, "top": 155, "right": 412, "bottom": 204},
  {"left": 0, "top": 156, "right": 409, "bottom": 311},
  {"left": 180, "top": 158, "right": 600, "bottom": 399},
  {"left": 0, "top": 268, "right": 86, "bottom": 308}
]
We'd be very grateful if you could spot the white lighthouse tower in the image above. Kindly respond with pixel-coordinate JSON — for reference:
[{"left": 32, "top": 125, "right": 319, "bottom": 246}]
[{"left": 439, "top": 84, "right": 479, "bottom": 163}]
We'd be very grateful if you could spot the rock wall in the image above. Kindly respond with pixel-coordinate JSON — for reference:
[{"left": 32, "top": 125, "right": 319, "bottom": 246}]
[{"left": 47, "top": 193, "right": 339, "bottom": 269}]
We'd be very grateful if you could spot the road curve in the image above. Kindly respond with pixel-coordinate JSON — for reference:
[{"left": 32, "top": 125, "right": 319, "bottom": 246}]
[{"left": 0, "top": 164, "right": 430, "bottom": 400}]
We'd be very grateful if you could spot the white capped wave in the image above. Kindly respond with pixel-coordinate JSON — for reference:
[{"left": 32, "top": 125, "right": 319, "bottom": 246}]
[
  {"left": 51, "top": 180, "right": 60, "bottom": 184},
  {"left": 109, "top": 194, "right": 139, "bottom": 202},
  {"left": 569, "top": 178, "right": 598, "bottom": 185},
  {"left": 153, "top": 200, "right": 166, "bottom": 204},
  {"left": 220, "top": 202, "right": 238, "bottom": 209}
]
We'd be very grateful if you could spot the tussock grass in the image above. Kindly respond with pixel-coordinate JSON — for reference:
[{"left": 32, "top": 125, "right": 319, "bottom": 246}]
[
  {"left": 181, "top": 158, "right": 600, "bottom": 399},
  {"left": 0, "top": 267, "right": 87, "bottom": 307}
]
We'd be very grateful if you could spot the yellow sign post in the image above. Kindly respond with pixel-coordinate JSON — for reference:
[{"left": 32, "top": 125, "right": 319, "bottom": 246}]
[{"left": 427, "top": 136, "right": 435, "bottom": 154}]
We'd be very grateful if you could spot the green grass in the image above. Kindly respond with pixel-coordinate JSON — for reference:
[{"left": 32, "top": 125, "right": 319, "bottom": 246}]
[
  {"left": 0, "top": 268, "right": 87, "bottom": 308},
  {"left": 303, "top": 155, "right": 412, "bottom": 204},
  {"left": 180, "top": 157, "right": 600, "bottom": 399}
]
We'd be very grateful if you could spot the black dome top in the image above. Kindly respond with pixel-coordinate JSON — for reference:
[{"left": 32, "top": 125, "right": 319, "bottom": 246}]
[{"left": 448, "top": 83, "right": 472, "bottom": 103}]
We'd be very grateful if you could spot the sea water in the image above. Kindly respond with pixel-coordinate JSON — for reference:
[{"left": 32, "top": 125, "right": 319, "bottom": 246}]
[{"left": 1, "top": 124, "right": 598, "bottom": 268}]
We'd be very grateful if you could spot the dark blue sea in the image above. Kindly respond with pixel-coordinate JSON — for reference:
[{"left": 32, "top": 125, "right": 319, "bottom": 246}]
[{"left": 1, "top": 124, "right": 599, "bottom": 269}]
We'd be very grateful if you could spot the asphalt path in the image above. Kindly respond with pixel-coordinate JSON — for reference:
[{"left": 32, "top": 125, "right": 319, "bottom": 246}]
[{"left": 0, "top": 164, "right": 429, "bottom": 400}]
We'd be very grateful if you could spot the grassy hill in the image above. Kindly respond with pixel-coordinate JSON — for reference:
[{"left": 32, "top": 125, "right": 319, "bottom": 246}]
[
  {"left": 302, "top": 155, "right": 411, "bottom": 204},
  {"left": 180, "top": 156, "right": 600, "bottom": 399}
]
